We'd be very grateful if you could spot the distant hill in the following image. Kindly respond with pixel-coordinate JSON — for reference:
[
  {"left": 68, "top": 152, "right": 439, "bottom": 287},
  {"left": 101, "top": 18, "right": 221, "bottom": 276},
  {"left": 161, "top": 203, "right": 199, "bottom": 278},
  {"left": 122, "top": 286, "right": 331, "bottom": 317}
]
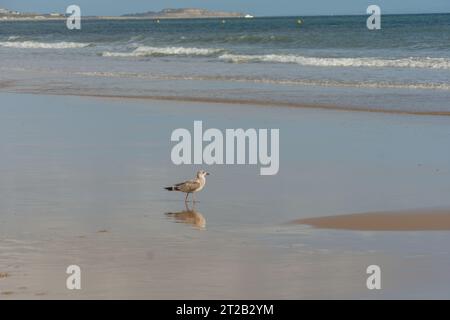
[
  {"left": 122, "top": 8, "right": 245, "bottom": 19},
  {"left": 0, "top": 7, "right": 247, "bottom": 21},
  {"left": 0, "top": 7, "right": 65, "bottom": 19}
]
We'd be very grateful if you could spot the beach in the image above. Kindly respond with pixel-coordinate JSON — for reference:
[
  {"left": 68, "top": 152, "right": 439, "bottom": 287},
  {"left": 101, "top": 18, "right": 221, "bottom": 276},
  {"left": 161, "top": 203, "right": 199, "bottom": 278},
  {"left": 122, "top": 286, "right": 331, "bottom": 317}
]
[
  {"left": 1, "top": 15, "right": 450, "bottom": 299},
  {"left": 0, "top": 92, "right": 450, "bottom": 299}
]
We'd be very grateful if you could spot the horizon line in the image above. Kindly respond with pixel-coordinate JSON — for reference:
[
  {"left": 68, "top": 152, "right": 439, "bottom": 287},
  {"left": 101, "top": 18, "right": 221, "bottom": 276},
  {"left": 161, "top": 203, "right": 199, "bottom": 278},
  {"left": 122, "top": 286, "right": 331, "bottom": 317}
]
[{"left": 2, "top": 6, "right": 450, "bottom": 18}]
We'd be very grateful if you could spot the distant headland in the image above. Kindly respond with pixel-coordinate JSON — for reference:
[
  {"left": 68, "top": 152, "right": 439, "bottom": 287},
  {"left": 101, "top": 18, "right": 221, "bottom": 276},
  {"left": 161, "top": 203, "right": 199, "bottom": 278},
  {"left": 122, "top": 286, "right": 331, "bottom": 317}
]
[
  {"left": 0, "top": 7, "right": 252, "bottom": 21},
  {"left": 122, "top": 8, "right": 247, "bottom": 19}
]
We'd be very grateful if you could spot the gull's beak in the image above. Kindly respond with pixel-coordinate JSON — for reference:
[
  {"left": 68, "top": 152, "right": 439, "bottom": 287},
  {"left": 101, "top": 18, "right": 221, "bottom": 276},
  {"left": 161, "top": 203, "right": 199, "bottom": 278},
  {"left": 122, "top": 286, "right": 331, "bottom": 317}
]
[{"left": 206, "top": 172, "right": 210, "bottom": 176}]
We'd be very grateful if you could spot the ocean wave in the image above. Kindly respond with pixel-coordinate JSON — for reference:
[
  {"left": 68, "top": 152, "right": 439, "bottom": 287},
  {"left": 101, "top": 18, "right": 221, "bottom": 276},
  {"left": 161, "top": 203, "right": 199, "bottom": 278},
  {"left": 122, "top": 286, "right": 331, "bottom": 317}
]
[
  {"left": 219, "top": 54, "right": 450, "bottom": 69},
  {"left": 0, "top": 41, "right": 92, "bottom": 49},
  {"left": 222, "top": 34, "right": 293, "bottom": 44},
  {"left": 101, "top": 46, "right": 225, "bottom": 57},
  {"left": 174, "top": 34, "right": 293, "bottom": 44}
]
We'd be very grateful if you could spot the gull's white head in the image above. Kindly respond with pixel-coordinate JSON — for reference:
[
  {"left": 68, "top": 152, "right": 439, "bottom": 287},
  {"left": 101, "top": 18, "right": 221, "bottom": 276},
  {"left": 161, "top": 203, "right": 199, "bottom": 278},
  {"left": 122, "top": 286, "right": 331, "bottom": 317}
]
[{"left": 197, "top": 170, "right": 210, "bottom": 179}]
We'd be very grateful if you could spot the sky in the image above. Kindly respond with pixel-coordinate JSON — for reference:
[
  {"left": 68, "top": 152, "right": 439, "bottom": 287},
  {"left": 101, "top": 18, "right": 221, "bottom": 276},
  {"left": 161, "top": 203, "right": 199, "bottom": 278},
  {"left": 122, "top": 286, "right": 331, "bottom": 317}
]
[{"left": 1, "top": 0, "right": 450, "bottom": 16}]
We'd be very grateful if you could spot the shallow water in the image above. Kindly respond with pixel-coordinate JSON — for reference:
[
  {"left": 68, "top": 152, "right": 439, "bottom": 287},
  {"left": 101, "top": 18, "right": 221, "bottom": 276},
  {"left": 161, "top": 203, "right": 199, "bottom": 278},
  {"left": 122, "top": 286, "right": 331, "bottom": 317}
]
[{"left": 1, "top": 93, "right": 450, "bottom": 298}]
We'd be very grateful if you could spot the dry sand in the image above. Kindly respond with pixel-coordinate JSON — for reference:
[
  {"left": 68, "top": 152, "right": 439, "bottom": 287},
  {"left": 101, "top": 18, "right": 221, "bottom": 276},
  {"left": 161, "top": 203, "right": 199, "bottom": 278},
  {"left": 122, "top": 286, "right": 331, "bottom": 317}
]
[{"left": 293, "top": 209, "right": 450, "bottom": 231}]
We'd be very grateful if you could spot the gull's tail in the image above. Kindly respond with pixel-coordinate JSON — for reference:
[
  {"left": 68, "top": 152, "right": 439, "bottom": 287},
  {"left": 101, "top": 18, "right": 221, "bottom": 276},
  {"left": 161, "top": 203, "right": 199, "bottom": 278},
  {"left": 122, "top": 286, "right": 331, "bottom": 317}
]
[{"left": 165, "top": 186, "right": 178, "bottom": 191}]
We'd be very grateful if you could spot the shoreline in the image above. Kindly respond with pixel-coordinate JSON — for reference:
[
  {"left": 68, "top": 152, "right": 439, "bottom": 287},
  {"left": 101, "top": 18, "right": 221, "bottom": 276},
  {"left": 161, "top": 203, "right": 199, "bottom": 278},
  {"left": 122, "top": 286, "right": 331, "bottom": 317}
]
[{"left": 2, "top": 89, "right": 450, "bottom": 117}]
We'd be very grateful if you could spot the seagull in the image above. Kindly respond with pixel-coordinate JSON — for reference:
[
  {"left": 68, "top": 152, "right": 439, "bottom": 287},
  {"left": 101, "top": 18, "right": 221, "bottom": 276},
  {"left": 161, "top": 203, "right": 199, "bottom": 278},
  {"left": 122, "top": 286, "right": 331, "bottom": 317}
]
[{"left": 164, "top": 170, "right": 210, "bottom": 203}]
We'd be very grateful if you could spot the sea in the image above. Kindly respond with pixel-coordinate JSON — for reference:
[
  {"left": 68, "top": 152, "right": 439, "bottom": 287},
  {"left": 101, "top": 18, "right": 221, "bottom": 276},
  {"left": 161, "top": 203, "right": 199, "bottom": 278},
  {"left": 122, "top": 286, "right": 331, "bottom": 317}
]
[{"left": 1, "top": 14, "right": 450, "bottom": 111}]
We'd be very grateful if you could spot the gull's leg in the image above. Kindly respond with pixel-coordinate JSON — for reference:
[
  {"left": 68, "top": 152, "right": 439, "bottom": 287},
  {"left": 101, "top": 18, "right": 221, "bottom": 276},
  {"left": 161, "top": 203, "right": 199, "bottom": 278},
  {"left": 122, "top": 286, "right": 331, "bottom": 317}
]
[
  {"left": 192, "top": 193, "right": 196, "bottom": 203},
  {"left": 185, "top": 193, "right": 189, "bottom": 203}
]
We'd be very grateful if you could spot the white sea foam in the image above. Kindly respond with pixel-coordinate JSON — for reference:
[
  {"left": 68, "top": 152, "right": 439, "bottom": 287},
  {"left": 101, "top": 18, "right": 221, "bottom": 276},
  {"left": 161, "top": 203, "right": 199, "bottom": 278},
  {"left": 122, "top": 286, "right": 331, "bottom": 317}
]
[
  {"left": 0, "top": 41, "right": 92, "bottom": 49},
  {"left": 219, "top": 54, "right": 450, "bottom": 69},
  {"left": 101, "top": 46, "right": 225, "bottom": 57}
]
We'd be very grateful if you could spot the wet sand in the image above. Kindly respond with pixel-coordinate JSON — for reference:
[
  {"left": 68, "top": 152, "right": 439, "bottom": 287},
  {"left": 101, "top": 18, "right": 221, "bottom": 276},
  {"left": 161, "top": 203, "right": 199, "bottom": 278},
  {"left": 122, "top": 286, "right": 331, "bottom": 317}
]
[
  {"left": 1, "top": 92, "right": 450, "bottom": 299},
  {"left": 293, "top": 209, "right": 450, "bottom": 231},
  {"left": 39, "top": 92, "right": 450, "bottom": 117}
]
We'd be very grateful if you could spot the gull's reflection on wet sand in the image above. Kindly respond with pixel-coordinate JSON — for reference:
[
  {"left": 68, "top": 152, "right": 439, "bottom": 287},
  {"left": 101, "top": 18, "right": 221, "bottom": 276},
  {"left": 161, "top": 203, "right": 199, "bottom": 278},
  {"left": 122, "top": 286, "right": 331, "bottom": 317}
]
[{"left": 165, "top": 203, "right": 206, "bottom": 230}]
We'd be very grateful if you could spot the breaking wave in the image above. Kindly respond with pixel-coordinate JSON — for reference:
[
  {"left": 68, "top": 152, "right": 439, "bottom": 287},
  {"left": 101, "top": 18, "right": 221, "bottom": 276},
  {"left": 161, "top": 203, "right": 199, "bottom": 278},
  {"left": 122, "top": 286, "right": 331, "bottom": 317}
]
[
  {"left": 0, "top": 41, "right": 92, "bottom": 49},
  {"left": 219, "top": 54, "right": 450, "bottom": 69},
  {"left": 101, "top": 46, "right": 225, "bottom": 57}
]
